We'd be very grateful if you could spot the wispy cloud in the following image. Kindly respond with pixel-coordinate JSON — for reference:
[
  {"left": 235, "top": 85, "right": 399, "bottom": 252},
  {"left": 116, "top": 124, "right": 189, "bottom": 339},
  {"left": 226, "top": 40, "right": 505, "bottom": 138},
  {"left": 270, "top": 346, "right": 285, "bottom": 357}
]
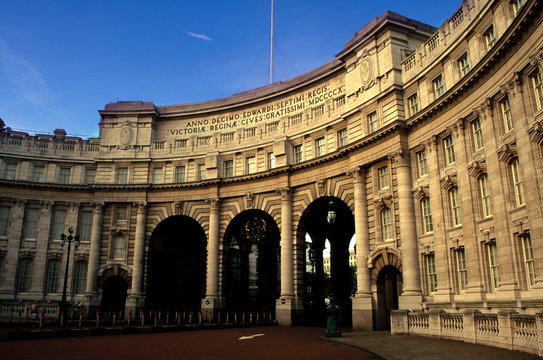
[{"left": 186, "top": 31, "right": 213, "bottom": 41}]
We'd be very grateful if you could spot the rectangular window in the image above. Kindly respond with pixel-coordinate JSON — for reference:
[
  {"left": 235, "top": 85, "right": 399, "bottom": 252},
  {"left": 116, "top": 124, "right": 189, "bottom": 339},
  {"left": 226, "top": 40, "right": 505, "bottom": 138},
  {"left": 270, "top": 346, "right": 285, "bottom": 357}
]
[
  {"left": 532, "top": 69, "right": 543, "bottom": 111},
  {"left": 512, "top": 0, "right": 524, "bottom": 15},
  {"left": 58, "top": 167, "right": 70, "bottom": 184},
  {"left": 433, "top": 75, "right": 445, "bottom": 99},
  {"left": 456, "top": 248, "right": 468, "bottom": 293},
  {"left": 17, "top": 258, "right": 32, "bottom": 293},
  {"left": 116, "top": 167, "right": 128, "bottom": 184},
  {"left": 113, "top": 236, "right": 125, "bottom": 259},
  {"left": 116, "top": 207, "right": 127, "bottom": 222},
  {"left": 426, "top": 253, "right": 437, "bottom": 294},
  {"left": 367, "top": 112, "right": 378, "bottom": 133},
  {"left": 337, "top": 129, "right": 347, "bottom": 148},
  {"left": 500, "top": 96, "right": 513, "bottom": 133},
  {"left": 24, "top": 208, "right": 39, "bottom": 240},
  {"left": 152, "top": 167, "right": 163, "bottom": 184},
  {"left": 293, "top": 144, "right": 303, "bottom": 164},
  {"left": 449, "top": 187, "right": 462, "bottom": 227},
  {"left": 483, "top": 24, "right": 496, "bottom": 50},
  {"left": 84, "top": 168, "right": 96, "bottom": 184},
  {"left": 458, "top": 53, "right": 470, "bottom": 77},
  {"left": 4, "top": 163, "right": 16, "bottom": 180},
  {"left": 315, "top": 137, "right": 325, "bottom": 157},
  {"left": 443, "top": 135, "right": 456, "bottom": 165},
  {"left": 471, "top": 118, "right": 484, "bottom": 151},
  {"left": 245, "top": 156, "right": 256, "bottom": 174},
  {"left": 479, "top": 175, "right": 492, "bottom": 218},
  {"left": 31, "top": 165, "right": 44, "bottom": 182},
  {"left": 79, "top": 210, "right": 93, "bottom": 242},
  {"left": 268, "top": 153, "right": 276, "bottom": 169},
  {"left": 175, "top": 166, "right": 186, "bottom": 183},
  {"left": 408, "top": 93, "right": 419, "bottom": 117},
  {"left": 421, "top": 197, "right": 433, "bottom": 234},
  {"left": 45, "top": 259, "right": 60, "bottom": 293},
  {"left": 197, "top": 164, "right": 206, "bottom": 180},
  {"left": 487, "top": 242, "right": 500, "bottom": 291},
  {"left": 0, "top": 206, "right": 9, "bottom": 237},
  {"left": 521, "top": 234, "right": 536, "bottom": 288},
  {"left": 378, "top": 166, "right": 389, "bottom": 190},
  {"left": 51, "top": 209, "right": 66, "bottom": 241},
  {"left": 73, "top": 261, "right": 87, "bottom": 294},
  {"left": 223, "top": 160, "right": 234, "bottom": 178},
  {"left": 381, "top": 208, "right": 393, "bottom": 241},
  {"left": 511, "top": 158, "right": 524, "bottom": 206},
  {"left": 417, "top": 150, "right": 428, "bottom": 177}
]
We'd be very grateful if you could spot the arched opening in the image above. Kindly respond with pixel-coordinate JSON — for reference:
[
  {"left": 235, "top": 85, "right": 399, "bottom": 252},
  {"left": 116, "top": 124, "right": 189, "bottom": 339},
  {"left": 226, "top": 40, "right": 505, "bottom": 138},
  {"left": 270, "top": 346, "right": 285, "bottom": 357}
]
[
  {"left": 222, "top": 210, "right": 280, "bottom": 313},
  {"left": 298, "top": 196, "right": 355, "bottom": 327},
  {"left": 145, "top": 215, "right": 206, "bottom": 313},
  {"left": 101, "top": 276, "right": 128, "bottom": 316},
  {"left": 375, "top": 265, "right": 401, "bottom": 330}
]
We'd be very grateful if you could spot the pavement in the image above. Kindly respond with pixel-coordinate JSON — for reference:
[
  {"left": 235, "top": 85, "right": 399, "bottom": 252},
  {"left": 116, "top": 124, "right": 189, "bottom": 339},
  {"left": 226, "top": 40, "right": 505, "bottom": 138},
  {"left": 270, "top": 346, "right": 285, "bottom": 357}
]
[{"left": 324, "top": 330, "right": 541, "bottom": 360}]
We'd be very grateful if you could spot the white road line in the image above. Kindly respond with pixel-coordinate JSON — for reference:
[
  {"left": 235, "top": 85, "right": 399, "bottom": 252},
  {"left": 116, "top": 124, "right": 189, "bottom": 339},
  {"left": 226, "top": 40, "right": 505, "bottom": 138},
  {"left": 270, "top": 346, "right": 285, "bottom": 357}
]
[{"left": 238, "top": 334, "right": 265, "bottom": 340}]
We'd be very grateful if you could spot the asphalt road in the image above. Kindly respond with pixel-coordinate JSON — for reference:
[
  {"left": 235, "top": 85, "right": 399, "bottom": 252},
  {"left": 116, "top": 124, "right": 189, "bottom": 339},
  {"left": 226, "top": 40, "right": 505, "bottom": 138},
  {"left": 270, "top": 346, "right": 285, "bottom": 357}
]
[{"left": 1, "top": 326, "right": 381, "bottom": 360}]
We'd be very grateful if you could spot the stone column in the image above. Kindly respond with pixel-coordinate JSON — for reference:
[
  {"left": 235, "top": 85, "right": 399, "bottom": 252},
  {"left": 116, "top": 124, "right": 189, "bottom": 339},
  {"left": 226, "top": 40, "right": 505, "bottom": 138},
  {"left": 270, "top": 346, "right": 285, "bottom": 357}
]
[
  {"left": 390, "top": 149, "right": 423, "bottom": 309},
  {"left": 347, "top": 166, "right": 373, "bottom": 330},
  {"left": 29, "top": 201, "right": 53, "bottom": 296},
  {"left": 126, "top": 202, "right": 147, "bottom": 316},
  {"left": 276, "top": 187, "right": 295, "bottom": 325},
  {"left": 84, "top": 202, "right": 103, "bottom": 310},
  {"left": 0, "top": 199, "right": 25, "bottom": 296},
  {"left": 201, "top": 198, "right": 222, "bottom": 320}
]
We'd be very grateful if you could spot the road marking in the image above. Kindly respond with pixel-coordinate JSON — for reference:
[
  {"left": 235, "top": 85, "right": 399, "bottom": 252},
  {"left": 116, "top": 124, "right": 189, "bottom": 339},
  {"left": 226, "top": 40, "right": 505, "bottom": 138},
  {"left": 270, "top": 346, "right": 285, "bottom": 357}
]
[{"left": 238, "top": 334, "right": 265, "bottom": 340}]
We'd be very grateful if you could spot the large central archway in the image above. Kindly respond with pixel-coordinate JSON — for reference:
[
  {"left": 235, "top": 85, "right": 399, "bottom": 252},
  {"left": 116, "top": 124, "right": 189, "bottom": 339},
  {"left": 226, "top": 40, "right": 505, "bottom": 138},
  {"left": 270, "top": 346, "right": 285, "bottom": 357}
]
[
  {"left": 222, "top": 210, "right": 280, "bottom": 313},
  {"left": 145, "top": 215, "right": 206, "bottom": 313}
]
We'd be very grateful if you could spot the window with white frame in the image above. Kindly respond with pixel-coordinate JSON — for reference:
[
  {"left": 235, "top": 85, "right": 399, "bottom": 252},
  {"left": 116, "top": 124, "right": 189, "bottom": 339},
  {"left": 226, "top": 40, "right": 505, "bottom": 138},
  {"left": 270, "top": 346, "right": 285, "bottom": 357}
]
[
  {"left": 449, "top": 187, "right": 462, "bottom": 227},
  {"left": 487, "top": 241, "right": 500, "bottom": 291},
  {"left": 24, "top": 208, "right": 39, "bottom": 240},
  {"left": 4, "top": 163, "right": 16, "bottom": 180},
  {"left": 378, "top": 166, "right": 389, "bottom": 190},
  {"left": 531, "top": 69, "right": 543, "bottom": 111},
  {"left": 521, "top": 234, "right": 536, "bottom": 288},
  {"left": 31, "top": 165, "right": 44, "bottom": 182},
  {"left": 0, "top": 205, "right": 10, "bottom": 237},
  {"left": 408, "top": 93, "right": 419, "bottom": 117},
  {"left": 443, "top": 135, "right": 456, "bottom": 165},
  {"left": 416, "top": 150, "right": 428, "bottom": 177},
  {"left": 16, "top": 258, "right": 32, "bottom": 293},
  {"left": 483, "top": 24, "right": 496, "bottom": 50},
  {"left": 45, "top": 259, "right": 60, "bottom": 293},
  {"left": 58, "top": 167, "right": 71, "bottom": 184},
  {"left": 421, "top": 197, "right": 433, "bottom": 234},
  {"left": 79, "top": 210, "right": 92, "bottom": 242},
  {"left": 381, "top": 207, "right": 393, "bottom": 241},
  {"left": 112, "top": 235, "right": 125, "bottom": 259},
  {"left": 433, "top": 75, "right": 445, "bottom": 99},
  {"left": 337, "top": 129, "right": 347, "bottom": 148},
  {"left": 293, "top": 144, "right": 303, "bottom": 164},
  {"left": 116, "top": 167, "right": 128, "bottom": 184},
  {"left": 315, "top": 137, "right": 325, "bottom": 157},
  {"left": 426, "top": 253, "right": 437, "bottom": 294},
  {"left": 499, "top": 95, "right": 514, "bottom": 133},
  {"left": 223, "top": 160, "right": 234, "bottom": 178},
  {"left": 152, "top": 167, "right": 163, "bottom": 184},
  {"left": 511, "top": 158, "right": 524, "bottom": 207},
  {"left": 197, "top": 164, "right": 206, "bottom": 180},
  {"left": 479, "top": 175, "right": 492, "bottom": 218},
  {"left": 367, "top": 112, "right": 378, "bottom": 133},
  {"left": 267, "top": 153, "right": 275, "bottom": 169},
  {"left": 175, "top": 166, "right": 185, "bottom": 183},
  {"left": 471, "top": 118, "right": 484, "bottom": 151},
  {"left": 455, "top": 248, "right": 468, "bottom": 293},
  {"left": 51, "top": 209, "right": 66, "bottom": 241},
  {"left": 245, "top": 156, "right": 256, "bottom": 174},
  {"left": 73, "top": 260, "right": 87, "bottom": 294},
  {"left": 457, "top": 53, "right": 470, "bottom": 77}
]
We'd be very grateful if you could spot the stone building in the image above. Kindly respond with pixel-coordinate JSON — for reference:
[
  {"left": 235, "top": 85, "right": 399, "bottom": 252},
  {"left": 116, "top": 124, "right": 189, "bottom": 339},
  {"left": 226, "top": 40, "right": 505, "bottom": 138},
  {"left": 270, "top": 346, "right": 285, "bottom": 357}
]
[{"left": 0, "top": 0, "right": 542, "bottom": 331}]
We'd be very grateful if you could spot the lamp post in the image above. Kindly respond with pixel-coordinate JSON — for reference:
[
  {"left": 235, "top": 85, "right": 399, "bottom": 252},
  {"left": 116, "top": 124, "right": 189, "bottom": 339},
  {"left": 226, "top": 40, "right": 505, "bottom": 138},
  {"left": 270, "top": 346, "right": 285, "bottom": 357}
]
[
  {"left": 59, "top": 227, "right": 80, "bottom": 315},
  {"left": 325, "top": 198, "right": 341, "bottom": 337}
]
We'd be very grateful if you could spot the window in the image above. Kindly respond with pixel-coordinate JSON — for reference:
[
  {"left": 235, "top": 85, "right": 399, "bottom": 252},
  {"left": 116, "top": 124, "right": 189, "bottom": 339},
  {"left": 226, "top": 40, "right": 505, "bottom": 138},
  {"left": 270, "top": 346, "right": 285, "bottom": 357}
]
[
  {"left": 51, "top": 209, "right": 66, "bottom": 241},
  {"left": 31, "top": 165, "right": 44, "bottom": 182},
  {"left": 479, "top": 175, "right": 492, "bottom": 218},
  {"left": 197, "top": 164, "right": 206, "bottom": 180},
  {"left": 223, "top": 160, "right": 234, "bottom": 178},
  {"left": 483, "top": 25, "right": 496, "bottom": 50},
  {"left": 367, "top": 112, "right": 378, "bottom": 133},
  {"left": 315, "top": 137, "right": 325, "bottom": 157},
  {"left": 79, "top": 210, "right": 93, "bottom": 242},
  {"left": 45, "top": 259, "right": 60, "bottom": 293},
  {"left": 512, "top": 0, "right": 524, "bottom": 15},
  {"left": 58, "top": 167, "right": 70, "bottom": 184},
  {"left": 293, "top": 144, "right": 303, "bottom": 164},
  {"left": 337, "top": 129, "right": 347, "bottom": 148},
  {"left": 116, "top": 167, "right": 128, "bottom": 184},
  {"left": 113, "top": 235, "right": 125, "bottom": 259},
  {"left": 84, "top": 168, "right": 95, "bottom": 184},
  {"left": 416, "top": 150, "right": 428, "bottom": 177},
  {"left": 378, "top": 166, "right": 389, "bottom": 190},
  {"left": 457, "top": 53, "right": 470, "bottom": 77},
  {"left": 443, "top": 135, "right": 456, "bottom": 165},
  {"left": 511, "top": 158, "right": 524, "bottom": 206},
  {"left": 267, "top": 153, "right": 276, "bottom": 169},
  {"left": 175, "top": 166, "right": 186, "bottom": 183},
  {"left": 245, "top": 156, "right": 256, "bottom": 174},
  {"left": 421, "top": 197, "right": 433, "bottom": 234},
  {"left": 0, "top": 206, "right": 9, "bottom": 237},
  {"left": 408, "top": 93, "right": 419, "bottom": 117},
  {"left": 500, "top": 96, "right": 513, "bottom": 133},
  {"left": 456, "top": 248, "right": 468, "bottom": 293},
  {"left": 487, "top": 242, "right": 500, "bottom": 291},
  {"left": 4, "top": 163, "right": 16, "bottom": 180},
  {"left": 426, "top": 253, "right": 437, "bottom": 294},
  {"left": 24, "top": 208, "right": 39, "bottom": 240},
  {"left": 449, "top": 187, "right": 462, "bottom": 227},
  {"left": 116, "top": 207, "right": 127, "bottom": 222},
  {"left": 433, "top": 75, "right": 445, "bottom": 99},
  {"left": 531, "top": 69, "right": 543, "bottom": 111},
  {"left": 471, "top": 118, "right": 484, "bottom": 151},
  {"left": 151, "top": 167, "right": 163, "bottom": 184},
  {"left": 73, "top": 261, "right": 87, "bottom": 294},
  {"left": 16, "top": 258, "right": 32, "bottom": 293},
  {"left": 521, "top": 234, "right": 536, "bottom": 288},
  {"left": 381, "top": 207, "right": 393, "bottom": 241}
]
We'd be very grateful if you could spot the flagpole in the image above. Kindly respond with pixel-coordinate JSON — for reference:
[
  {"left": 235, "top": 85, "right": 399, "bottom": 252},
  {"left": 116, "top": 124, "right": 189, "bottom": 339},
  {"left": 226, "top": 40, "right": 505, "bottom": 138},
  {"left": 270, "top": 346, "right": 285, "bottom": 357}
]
[{"left": 269, "top": 0, "right": 274, "bottom": 84}]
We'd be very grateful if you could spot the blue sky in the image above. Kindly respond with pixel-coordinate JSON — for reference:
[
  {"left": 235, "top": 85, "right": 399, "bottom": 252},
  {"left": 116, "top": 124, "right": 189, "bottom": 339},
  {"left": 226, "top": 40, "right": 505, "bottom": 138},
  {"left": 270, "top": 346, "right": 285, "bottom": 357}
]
[{"left": 0, "top": 1, "right": 461, "bottom": 138}]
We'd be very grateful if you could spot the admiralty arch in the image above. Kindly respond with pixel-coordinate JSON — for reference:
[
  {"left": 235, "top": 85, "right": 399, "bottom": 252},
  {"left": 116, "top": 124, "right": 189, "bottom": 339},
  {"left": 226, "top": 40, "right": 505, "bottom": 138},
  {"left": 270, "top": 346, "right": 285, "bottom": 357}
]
[{"left": 1, "top": 0, "right": 543, "bottom": 331}]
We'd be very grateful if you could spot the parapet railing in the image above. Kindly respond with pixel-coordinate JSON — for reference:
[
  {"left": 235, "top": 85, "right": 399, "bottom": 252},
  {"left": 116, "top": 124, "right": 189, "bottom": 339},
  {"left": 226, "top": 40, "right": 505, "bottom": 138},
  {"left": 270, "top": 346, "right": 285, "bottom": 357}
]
[{"left": 391, "top": 309, "right": 543, "bottom": 357}]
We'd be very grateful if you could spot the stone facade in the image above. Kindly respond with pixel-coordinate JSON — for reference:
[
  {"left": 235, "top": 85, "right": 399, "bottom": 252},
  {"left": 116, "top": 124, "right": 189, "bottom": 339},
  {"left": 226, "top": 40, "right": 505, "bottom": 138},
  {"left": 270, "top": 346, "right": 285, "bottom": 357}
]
[{"left": 0, "top": 0, "right": 542, "bottom": 331}]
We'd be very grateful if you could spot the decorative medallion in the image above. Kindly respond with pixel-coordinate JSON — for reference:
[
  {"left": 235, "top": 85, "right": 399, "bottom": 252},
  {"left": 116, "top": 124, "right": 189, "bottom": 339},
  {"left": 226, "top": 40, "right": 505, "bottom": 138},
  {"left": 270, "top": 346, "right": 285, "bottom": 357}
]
[
  {"left": 118, "top": 122, "right": 133, "bottom": 150},
  {"left": 245, "top": 217, "right": 267, "bottom": 243}
]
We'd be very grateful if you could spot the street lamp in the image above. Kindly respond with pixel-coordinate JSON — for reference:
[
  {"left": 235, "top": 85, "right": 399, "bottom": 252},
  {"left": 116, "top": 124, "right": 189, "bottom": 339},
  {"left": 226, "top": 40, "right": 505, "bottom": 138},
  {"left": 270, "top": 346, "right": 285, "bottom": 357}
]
[
  {"left": 59, "top": 227, "right": 80, "bottom": 315},
  {"left": 327, "top": 200, "right": 336, "bottom": 225}
]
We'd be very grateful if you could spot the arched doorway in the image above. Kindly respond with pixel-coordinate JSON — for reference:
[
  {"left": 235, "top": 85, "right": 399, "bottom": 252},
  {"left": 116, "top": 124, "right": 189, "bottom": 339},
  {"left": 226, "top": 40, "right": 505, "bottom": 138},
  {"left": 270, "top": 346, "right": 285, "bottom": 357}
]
[
  {"left": 101, "top": 276, "right": 128, "bottom": 316},
  {"left": 145, "top": 215, "right": 206, "bottom": 312},
  {"left": 298, "top": 196, "right": 355, "bottom": 327},
  {"left": 376, "top": 265, "right": 401, "bottom": 330},
  {"left": 222, "top": 210, "right": 280, "bottom": 313}
]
